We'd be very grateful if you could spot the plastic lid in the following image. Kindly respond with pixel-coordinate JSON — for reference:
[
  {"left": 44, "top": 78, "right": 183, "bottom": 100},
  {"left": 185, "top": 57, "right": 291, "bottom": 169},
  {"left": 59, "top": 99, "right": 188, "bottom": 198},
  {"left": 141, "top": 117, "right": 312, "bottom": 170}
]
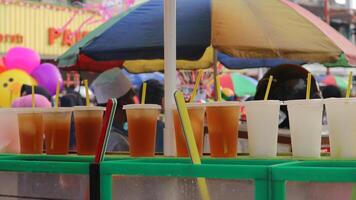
[
  {"left": 243, "top": 100, "right": 281, "bottom": 106},
  {"left": 42, "top": 107, "right": 73, "bottom": 113},
  {"left": 0, "top": 108, "right": 18, "bottom": 113},
  {"left": 123, "top": 104, "right": 161, "bottom": 110},
  {"left": 171, "top": 103, "right": 205, "bottom": 110},
  {"left": 15, "top": 108, "right": 46, "bottom": 114},
  {"left": 324, "top": 97, "right": 356, "bottom": 104},
  {"left": 284, "top": 99, "right": 323, "bottom": 106},
  {"left": 73, "top": 106, "right": 106, "bottom": 111},
  {"left": 204, "top": 101, "right": 241, "bottom": 107}
]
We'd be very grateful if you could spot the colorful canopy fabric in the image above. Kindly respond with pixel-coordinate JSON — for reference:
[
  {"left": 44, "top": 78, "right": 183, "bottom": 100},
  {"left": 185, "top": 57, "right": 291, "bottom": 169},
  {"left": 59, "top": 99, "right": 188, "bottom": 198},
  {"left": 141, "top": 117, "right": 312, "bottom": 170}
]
[
  {"left": 219, "top": 73, "right": 257, "bottom": 97},
  {"left": 320, "top": 75, "right": 347, "bottom": 90},
  {"left": 58, "top": 0, "right": 356, "bottom": 73}
]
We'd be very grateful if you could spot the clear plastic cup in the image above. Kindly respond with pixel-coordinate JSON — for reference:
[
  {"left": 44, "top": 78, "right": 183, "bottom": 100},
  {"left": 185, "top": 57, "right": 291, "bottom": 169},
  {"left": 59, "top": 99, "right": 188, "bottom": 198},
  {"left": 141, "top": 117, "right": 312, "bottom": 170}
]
[
  {"left": 325, "top": 98, "right": 356, "bottom": 158},
  {"left": 17, "top": 108, "right": 44, "bottom": 154},
  {"left": 73, "top": 106, "right": 105, "bottom": 155},
  {"left": 205, "top": 102, "right": 241, "bottom": 158},
  {"left": 173, "top": 103, "right": 205, "bottom": 157},
  {"left": 123, "top": 104, "right": 161, "bottom": 157},
  {"left": 244, "top": 100, "right": 281, "bottom": 157},
  {"left": 43, "top": 108, "right": 73, "bottom": 155},
  {"left": 0, "top": 109, "right": 20, "bottom": 153},
  {"left": 286, "top": 99, "right": 323, "bottom": 158}
]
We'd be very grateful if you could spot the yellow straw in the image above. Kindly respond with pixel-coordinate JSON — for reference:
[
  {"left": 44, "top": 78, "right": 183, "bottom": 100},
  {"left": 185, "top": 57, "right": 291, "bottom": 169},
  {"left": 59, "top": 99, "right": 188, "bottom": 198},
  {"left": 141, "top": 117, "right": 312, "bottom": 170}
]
[
  {"left": 264, "top": 75, "right": 273, "bottom": 101},
  {"left": 174, "top": 91, "right": 211, "bottom": 200},
  {"left": 216, "top": 76, "right": 222, "bottom": 102},
  {"left": 84, "top": 80, "right": 90, "bottom": 106},
  {"left": 31, "top": 84, "right": 35, "bottom": 108},
  {"left": 190, "top": 69, "right": 203, "bottom": 103},
  {"left": 55, "top": 80, "right": 60, "bottom": 108},
  {"left": 306, "top": 73, "right": 312, "bottom": 99},
  {"left": 346, "top": 71, "right": 353, "bottom": 98},
  {"left": 141, "top": 82, "right": 147, "bottom": 104}
]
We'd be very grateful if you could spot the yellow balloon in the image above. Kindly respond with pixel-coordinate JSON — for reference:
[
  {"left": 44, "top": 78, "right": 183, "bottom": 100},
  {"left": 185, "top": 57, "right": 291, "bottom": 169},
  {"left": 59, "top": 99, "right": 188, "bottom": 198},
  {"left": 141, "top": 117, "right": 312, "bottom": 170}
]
[{"left": 0, "top": 69, "right": 37, "bottom": 108}]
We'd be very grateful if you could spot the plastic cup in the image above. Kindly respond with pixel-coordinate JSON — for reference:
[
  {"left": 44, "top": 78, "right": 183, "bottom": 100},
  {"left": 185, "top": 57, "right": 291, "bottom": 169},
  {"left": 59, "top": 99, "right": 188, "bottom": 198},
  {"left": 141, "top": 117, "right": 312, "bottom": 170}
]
[
  {"left": 286, "top": 99, "right": 323, "bottom": 158},
  {"left": 205, "top": 102, "right": 241, "bottom": 158},
  {"left": 43, "top": 108, "right": 73, "bottom": 155},
  {"left": 173, "top": 103, "right": 205, "bottom": 157},
  {"left": 17, "top": 108, "right": 44, "bottom": 154},
  {"left": 325, "top": 98, "right": 356, "bottom": 158},
  {"left": 123, "top": 104, "right": 161, "bottom": 157},
  {"left": 244, "top": 100, "right": 281, "bottom": 157},
  {"left": 73, "top": 106, "right": 105, "bottom": 155},
  {"left": 0, "top": 109, "right": 20, "bottom": 153}
]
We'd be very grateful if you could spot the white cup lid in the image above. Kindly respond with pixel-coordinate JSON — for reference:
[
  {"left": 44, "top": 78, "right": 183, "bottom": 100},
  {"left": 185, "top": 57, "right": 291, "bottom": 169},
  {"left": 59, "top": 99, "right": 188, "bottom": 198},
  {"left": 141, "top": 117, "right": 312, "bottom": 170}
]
[
  {"left": 243, "top": 100, "right": 281, "bottom": 106},
  {"left": 324, "top": 97, "right": 356, "bottom": 104},
  {"left": 123, "top": 104, "right": 161, "bottom": 110},
  {"left": 284, "top": 99, "right": 323, "bottom": 106}
]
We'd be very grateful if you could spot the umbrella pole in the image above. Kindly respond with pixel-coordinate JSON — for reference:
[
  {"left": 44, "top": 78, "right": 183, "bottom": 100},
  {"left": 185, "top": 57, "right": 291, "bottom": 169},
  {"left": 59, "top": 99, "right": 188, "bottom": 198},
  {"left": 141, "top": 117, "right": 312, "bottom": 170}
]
[
  {"left": 163, "top": 0, "right": 177, "bottom": 157},
  {"left": 213, "top": 49, "right": 219, "bottom": 101}
]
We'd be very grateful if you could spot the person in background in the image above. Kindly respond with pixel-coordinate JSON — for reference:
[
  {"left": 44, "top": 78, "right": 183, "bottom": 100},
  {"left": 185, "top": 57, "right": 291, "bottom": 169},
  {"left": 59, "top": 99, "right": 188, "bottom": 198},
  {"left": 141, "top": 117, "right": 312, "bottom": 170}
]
[
  {"left": 320, "top": 85, "right": 342, "bottom": 98},
  {"left": 139, "top": 79, "right": 164, "bottom": 153},
  {"left": 91, "top": 68, "right": 136, "bottom": 152},
  {"left": 60, "top": 92, "right": 84, "bottom": 150},
  {"left": 21, "top": 84, "right": 52, "bottom": 101}
]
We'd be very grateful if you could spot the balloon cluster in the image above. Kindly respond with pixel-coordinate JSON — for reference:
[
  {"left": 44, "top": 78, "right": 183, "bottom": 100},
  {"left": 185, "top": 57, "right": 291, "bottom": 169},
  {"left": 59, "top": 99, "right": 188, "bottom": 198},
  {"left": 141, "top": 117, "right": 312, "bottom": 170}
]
[{"left": 0, "top": 47, "right": 63, "bottom": 107}]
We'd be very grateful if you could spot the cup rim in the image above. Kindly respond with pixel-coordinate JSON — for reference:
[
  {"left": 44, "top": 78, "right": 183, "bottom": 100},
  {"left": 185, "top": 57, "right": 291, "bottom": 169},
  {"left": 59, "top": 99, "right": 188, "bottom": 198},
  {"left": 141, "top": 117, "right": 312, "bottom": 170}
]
[
  {"left": 14, "top": 107, "right": 46, "bottom": 114},
  {"left": 283, "top": 99, "right": 323, "bottom": 106},
  {"left": 324, "top": 97, "right": 356, "bottom": 104},
  {"left": 123, "top": 104, "right": 161, "bottom": 110},
  {"left": 243, "top": 100, "right": 281, "bottom": 106},
  {"left": 42, "top": 107, "right": 74, "bottom": 113},
  {"left": 73, "top": 106, "right": 106, "bottom": 111},
  {"left": 204, "top": 101, "right": 241, "bottom": 107}
]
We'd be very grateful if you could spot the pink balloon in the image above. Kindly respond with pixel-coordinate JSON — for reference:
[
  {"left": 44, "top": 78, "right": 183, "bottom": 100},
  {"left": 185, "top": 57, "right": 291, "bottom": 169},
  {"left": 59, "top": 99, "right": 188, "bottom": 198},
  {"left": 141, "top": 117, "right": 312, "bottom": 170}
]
[
  {"left": 31, "top": 63, "right": 63, "bottom": 95},
  {"left": 4, "top": 47, "right": 41, "bottom": 73}
]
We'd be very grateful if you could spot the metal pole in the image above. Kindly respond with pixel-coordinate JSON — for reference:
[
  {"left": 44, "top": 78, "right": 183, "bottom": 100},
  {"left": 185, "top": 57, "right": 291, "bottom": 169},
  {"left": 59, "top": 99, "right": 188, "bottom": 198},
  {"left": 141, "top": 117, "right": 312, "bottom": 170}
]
[
  {"left": 163, "top": 0, "right": 177, "bottom": 156},
  {"left": 324, "top": 0, "right": 331, "bottom": 75},
  {"left": 213, "top": 49, "right": 218, "bottom": 101}
]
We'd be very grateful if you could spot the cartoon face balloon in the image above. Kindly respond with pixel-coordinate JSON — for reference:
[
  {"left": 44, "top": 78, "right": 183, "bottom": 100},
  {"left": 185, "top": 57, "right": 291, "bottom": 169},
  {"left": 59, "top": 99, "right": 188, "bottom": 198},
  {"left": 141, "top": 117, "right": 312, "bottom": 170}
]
[{"left": 0, "top": 69, "right": 37, "bottom": 108}]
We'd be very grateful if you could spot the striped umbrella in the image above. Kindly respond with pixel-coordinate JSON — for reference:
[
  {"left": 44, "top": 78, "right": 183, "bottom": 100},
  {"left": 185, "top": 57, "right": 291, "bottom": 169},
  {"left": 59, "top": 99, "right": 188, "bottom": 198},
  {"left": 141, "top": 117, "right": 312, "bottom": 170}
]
[
  {"left": 58, "top": 0, "right": 356, "bottom": 73},
  {"left": 219, "top": 73, "right": 258, "bottom": 97}
]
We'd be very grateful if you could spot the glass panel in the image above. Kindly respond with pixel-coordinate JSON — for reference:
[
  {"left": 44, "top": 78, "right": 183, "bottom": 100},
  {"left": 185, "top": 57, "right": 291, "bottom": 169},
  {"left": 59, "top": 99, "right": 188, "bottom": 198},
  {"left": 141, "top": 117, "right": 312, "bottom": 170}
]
[
  {"left": 112, "top": 176, "right": 254, "bottom": 200},
  {"left": 0, "top": 172, "right": 88, "bottom": 200},
  {"left": 286, "top": 181, "right": 353, "bottom": 200}
]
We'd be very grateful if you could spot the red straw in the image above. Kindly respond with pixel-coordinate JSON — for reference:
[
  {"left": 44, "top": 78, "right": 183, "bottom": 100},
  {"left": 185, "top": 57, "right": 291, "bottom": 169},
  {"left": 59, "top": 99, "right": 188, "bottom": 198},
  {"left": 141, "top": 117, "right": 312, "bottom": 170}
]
[{"left": 95, "top": 99, "right": 114, "bottom": 163}]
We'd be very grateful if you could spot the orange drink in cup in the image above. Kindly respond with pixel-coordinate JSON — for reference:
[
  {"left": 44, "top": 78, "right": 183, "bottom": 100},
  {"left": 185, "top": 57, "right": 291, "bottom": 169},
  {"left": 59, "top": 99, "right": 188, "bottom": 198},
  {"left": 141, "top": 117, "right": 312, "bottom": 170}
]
[
  {"left": 73, "top": 106, "right": 105, "bottom": 155},
  {"left": 17, "top": 108, "right": 44, "bottom": 154},
  {"left": 43, "top": 108, "right": 72, "bottom": 155},
  {"left": 205, "top": 102, "right": 240, "bottom": 158},
  {"left": 124, "top": 104, "right": 161, "bottom": 157},
  {"left": 173, "top": 103, "right": 205, "bottom": 157}
]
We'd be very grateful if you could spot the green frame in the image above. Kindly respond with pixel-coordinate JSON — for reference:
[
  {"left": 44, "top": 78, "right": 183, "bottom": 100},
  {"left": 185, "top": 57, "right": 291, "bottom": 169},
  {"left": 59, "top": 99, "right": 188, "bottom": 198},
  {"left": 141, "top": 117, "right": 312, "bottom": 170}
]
[
  {"left": 100, "top": 157, "right": 291, "bottom": 200},
  {"left": 271, "top": 160, "right": 356, "bottom": 200}
]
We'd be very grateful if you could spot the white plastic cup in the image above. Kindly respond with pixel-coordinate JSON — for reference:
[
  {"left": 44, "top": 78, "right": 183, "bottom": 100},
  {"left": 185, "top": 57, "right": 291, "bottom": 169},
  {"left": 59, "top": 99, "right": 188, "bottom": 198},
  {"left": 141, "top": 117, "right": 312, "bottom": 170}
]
[
  {"left": 0, "top": 109, "right": 20, "bottom": 153},
  {"left": 244, "top": 100, "right": 280, "bottom": 157},
  {"left": 325, "top": 98, "right": 356, "bottom": 158},
  {"left": 286, "top": 99, "right": 323, "bottom": 158}
]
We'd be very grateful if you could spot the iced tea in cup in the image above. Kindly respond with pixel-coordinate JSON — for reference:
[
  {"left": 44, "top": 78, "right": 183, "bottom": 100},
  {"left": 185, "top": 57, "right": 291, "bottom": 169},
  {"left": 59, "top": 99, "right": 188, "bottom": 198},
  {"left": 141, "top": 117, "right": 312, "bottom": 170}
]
[
  {"left": 43, "top": 108, "right": 72, "bottom": 155},
  {"left": 286, "top": 99, "right": 323, "bottom": 158},
  {"left": 205, "top": 102, "right": 240, "bottom": 158},
  {"left": 0, "top": 109, "right": 20, "bottom": 153},
  {"left": 325, "top": 98, "right": 356, "bottom": 158},
  {"left": 173, "top": 103, "right": 205, "bottom": 157},
  {"left": 17, "top": 108, "right": 44, "bottom": 154},
  {"left": 244, "top": 100, "right": 281, "bottom": 157},
  {"left": 73, "top": 106, "right": 105, "bottom": 155},
  {"left": 123, "top": 104, "right": 161, "bottom": 157}
]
